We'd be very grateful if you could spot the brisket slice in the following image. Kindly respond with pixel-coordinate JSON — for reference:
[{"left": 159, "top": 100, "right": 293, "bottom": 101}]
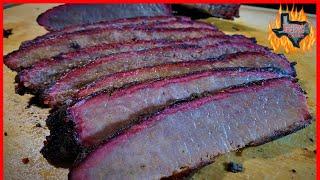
[
  {"left": 42, "top": 42, "right": 294, "bottom": 107},
  {"left": 5, "top": 25, "right": 222, "bottom": 71},
  {"left": 37, "top": 4, "right": 173, "bottom": 31},
  {"left": 41, "top": 68, "right": 285, "bottom": 167},
  {"left": 24, "top": 16, "right": 215, "bottom": 48},
  {"left": 76, "top": 51, "right": 294, "bottom": 101},
  {"left": 68, "top": 78, "right": 311, "bottom": 179},
  {"left": 18, "top": 35, "right": 255, "bottom": 92}
]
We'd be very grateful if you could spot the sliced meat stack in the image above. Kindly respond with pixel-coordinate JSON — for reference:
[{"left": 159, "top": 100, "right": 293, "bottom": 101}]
[
  {"left": 37, "top": 4, "right": 240, "bottom": 32},
  {"left": 37, "top": 4, "right": 173, "bottom": 31},
  {"left": 41, "top": 42, "right": 294, "bottom": 107},
  {"left": 5, "top": 20, "right": 223, "bottom": 71},
  {"left": 3, "top": 14, "right": 310, "bottom": 179},
  {"left": 69, "top": 78, "right": 311, "bottom": 179},
  {"left": 42, "top": 68, "right": 286, "bottom": 166},
  {"left": 18, "top": 35, "right": 255, "bottom": 93}
]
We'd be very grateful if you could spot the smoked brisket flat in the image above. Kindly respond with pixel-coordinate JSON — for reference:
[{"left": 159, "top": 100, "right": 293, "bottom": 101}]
[
  {"left": 5, "top": 23, "right": 222, "bottom": 71},
  {"left": 41, "top": 42, "right": 292, "bottom": 107},
  {"left": 68, "top": 78, "right": 311, "bottom": 179},
  {"left": 17, "top": 35, "right": 255, "bottom": 92},
  {"left": 44, "top": 50, "right": 295, "bottom": 107},
  {"left": 24, "top": 16, "right": 215, "bottom": 48},
  {"left": 37, "top": 4, "right": 173, "bottom": 31},
  {"left": 41, "top": 68, "right": 285, "bottom": 167},
  {"left": 76, "top": 51, "right": 294, "bottom": 101}
]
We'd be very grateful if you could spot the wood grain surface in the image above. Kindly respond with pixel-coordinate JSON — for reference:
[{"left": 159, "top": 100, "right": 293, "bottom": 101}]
[{"left": 3, "top": 4, "right": 316, "bottom": 180}]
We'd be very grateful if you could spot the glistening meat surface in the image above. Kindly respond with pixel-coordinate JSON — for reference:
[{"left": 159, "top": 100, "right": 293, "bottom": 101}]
[
  {"left": 42, "top": 42, "right": 294, "bottom": 107},
  {"left": 71, "top": 69, "right": 284, "bottom": 146},
  {"left": 42, "top": 68, "right": 284, "bottom": 167},
  {"left": 69, "top": 78, "right": 311, "bottom": 179},
  {"left": 5, "top": 24, "right": 222, "bottom": 71},
  {"left": 75, "top": 51, "right": 294, "bottom": 101},
  {"left": 75, "top": 51, "right": 294, "bottom": 103},
  {"left": 17, "top": 35, "right": 255, "bottom": 92},
  {"left": 22, "top": 16, "right": 192, "bottom": 48}
]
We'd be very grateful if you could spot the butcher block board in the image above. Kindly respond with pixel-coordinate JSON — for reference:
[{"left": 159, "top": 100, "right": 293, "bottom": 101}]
[{"left": 3, "top": 4, "right": 316, "bottom": 180}]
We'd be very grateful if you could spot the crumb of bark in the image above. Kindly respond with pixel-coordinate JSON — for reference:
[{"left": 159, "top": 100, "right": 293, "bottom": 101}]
[
  {"left": 4, "top": 132, "right": 7, "bottom": 136},
  {"left": 53, "top": 53, "right": 64, "bottom": 60},
  {"left": 35, "top": 123, "right": 42, "bottom": 127},
  {"left": 70, "top": 42, "right": 81, "bottom": 50},
  {"left": 313, "top": 150, "right": 316, "bottom": 154},
  {"left": 4, "top": 29, "right": 13, "bottom": 38},
  {"left": 225, "top": 162, "right": 243, "bottom": 173},
  {"left": 22, "top": 158, "right": 29, "bottom": 164},
  {"left": 235, "top": 149, "right": 243, "bottom": 156},
  {"left": 257, "top": 149, "right": 263, "bottom": 152},
  {"left": 232, "top": 26, "right": 240, "bottom": 31},
  {"left": 291, "top": 169, "right": 296, "bottom": 173}
]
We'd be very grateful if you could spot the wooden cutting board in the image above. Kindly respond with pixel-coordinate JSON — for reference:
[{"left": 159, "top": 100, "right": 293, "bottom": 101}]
[{"left": 3, "top": 4, "right": 316, "bottom": 180}]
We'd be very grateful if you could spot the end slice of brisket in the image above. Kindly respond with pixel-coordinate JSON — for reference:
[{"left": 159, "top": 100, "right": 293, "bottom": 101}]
[
  {"left": 37, "top": 4, "right": 173, "bottom": 31},
  {"left": 68, "top": 78, "right": 311, "bottom": 179},
  {"left": 17, "top": 35, "right": 255, "bottom": 93},
  {"left": 41, "top": 68, "right": 284, "bottom": 167}
]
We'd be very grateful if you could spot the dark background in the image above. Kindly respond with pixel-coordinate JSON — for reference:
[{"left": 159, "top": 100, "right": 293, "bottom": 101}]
[{"left": 247, "top": 4, "right": 316, "bottom": 14}]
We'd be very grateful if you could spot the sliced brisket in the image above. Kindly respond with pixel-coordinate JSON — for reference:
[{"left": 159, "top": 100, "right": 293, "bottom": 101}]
[
  {"left": 18, "top": 35, "right": 255, "bottom": 92},
  {"left": 22, "top": 16, "right": 193, "bottom": 48},
  {"left": 37, "top": 4, "right": 173, "bottom": 31},
  {"left": 41, "top": 69, "right": 285, "bottom": 167},
  {"left": 75, "top": 51, "right": 294, "bottom": 101},
  {"left": 5, "top": 18, "right": 223, "bottom": 70},
  {"left": 68, "top": 78, "right": 311, "bottom": 179},
  {"left": 5, "top": 24, "right": 222, "bottom": 71},
  {"left": 42, "top": 42, "right": 288, "bottom": 107}
]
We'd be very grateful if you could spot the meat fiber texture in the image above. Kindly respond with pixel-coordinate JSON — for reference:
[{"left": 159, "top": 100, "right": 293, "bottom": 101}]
[
  {"left": 76, "top": 51, "right": 295, "bottom": 101},
  {"left": 17, "top": 35, "right": 255, "bottom": 92},
  {"left": 22, "top": 16, "right": 211, "bottom": 49},
  {"left": 4, "top": 20, "right": 221, "bottom": 71},
  {"left": 37, "top": 4, "right": 173, "bottom": 31},
  {"left": 41, "top": 42, "right": 294, "bottom": 107},
  {"left": 68, "top": 78, "right": 311, "bottom": 179},
  {"left": 41, "top": 68, "right": 286, "bottom": 167}
]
